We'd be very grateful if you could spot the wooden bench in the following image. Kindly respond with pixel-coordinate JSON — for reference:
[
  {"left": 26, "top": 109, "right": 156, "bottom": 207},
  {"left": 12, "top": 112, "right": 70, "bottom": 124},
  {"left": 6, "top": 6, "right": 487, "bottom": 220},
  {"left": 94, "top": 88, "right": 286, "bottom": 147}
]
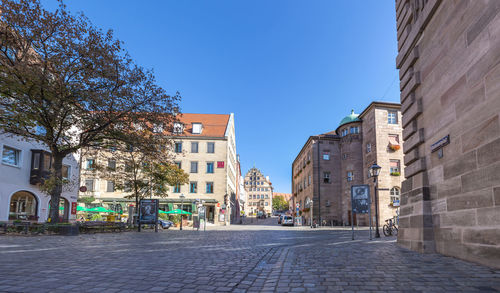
[{"left": 78, "top": 221, "right": 126, "bottom": 233}]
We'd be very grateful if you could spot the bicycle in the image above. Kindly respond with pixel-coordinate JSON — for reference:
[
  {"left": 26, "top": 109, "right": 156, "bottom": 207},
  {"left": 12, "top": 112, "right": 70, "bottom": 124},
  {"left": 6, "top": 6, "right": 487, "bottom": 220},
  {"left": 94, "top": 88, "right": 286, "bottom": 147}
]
[{"left": 383, "top": 218, "right": 398, "bottom": 237}]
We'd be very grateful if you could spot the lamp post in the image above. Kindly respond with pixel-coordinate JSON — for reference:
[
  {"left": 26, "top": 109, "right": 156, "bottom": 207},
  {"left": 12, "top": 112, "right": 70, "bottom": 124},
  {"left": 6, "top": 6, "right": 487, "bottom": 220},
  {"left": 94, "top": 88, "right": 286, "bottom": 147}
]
[
  {"left": 179, "top": 193, "right": 185, "bottom": 231},
  {"left": 369, "top": 163, "right": 382, "bottom": 238}
]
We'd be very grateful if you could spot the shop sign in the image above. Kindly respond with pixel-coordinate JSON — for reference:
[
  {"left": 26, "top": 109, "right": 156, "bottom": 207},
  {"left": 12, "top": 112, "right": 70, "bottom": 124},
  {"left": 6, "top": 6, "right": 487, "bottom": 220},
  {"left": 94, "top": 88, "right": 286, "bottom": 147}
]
[
  {"left": 71, "top": 202, "right": 77, "bottom": 215},
  {"left": 217, "top": 161, "right": 225, "bottom": 168},
  {"left": 221, "top": 204, "right": 227, "bottom": 210},
  {"left": 217, "top": 203, "right": 221, "bottom": 208}
]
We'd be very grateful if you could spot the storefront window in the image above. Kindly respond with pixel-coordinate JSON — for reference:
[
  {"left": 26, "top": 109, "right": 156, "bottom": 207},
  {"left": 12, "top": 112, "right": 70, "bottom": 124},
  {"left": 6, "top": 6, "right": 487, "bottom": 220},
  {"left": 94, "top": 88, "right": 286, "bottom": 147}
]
[{"left": 9, "top": 191, "right": 37, "bottom": 220}]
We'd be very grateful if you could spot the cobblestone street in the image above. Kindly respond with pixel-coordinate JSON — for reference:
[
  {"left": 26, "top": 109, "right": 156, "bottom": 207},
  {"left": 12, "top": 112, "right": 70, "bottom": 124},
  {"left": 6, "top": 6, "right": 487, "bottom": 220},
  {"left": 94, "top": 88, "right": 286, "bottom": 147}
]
[{"left": 0, "top": 222, "right": 498, "bottom": 293}]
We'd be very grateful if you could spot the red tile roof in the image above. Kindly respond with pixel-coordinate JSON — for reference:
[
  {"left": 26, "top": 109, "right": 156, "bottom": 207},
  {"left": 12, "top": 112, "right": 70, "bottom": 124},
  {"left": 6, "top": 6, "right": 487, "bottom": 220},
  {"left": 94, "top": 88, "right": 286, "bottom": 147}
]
[{"left": 170, "top": 113, "right": 230, "bottom": 137}]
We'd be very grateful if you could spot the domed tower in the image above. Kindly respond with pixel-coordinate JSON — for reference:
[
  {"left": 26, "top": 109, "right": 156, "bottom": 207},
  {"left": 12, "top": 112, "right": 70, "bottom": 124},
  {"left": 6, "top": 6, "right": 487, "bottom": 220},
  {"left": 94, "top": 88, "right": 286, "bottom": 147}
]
[{"left": 336, "top": 110, "right": 365, "bottom": 225}]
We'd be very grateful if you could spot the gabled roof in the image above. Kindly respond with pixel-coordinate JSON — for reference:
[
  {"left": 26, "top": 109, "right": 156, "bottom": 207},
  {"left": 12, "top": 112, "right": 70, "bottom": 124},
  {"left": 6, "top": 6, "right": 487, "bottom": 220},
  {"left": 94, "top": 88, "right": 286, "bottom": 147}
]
[{"left": 171, "top": 113, "right": 230, "bottom": 137}]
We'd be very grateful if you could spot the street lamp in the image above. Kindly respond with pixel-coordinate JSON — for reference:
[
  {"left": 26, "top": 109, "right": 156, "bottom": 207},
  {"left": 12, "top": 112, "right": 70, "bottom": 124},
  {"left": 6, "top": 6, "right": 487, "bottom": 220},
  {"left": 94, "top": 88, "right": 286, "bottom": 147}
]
[
  {"left": 369, "top": 163, "right": 382, "bottom": 238},
  {"left": 179, "top": 193, "right": 185, "bottom": 231}
]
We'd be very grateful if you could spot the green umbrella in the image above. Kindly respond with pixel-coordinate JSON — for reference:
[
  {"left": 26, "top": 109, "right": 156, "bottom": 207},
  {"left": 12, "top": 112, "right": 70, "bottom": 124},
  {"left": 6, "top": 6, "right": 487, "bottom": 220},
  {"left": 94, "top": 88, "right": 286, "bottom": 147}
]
[
  {"left": 87, "top": 207, "right": 115, "bottom": 213},
  {"left": 164, "top": 209, "right": 192, "bottom": 215},
  {"left": 77, "top": 206, "right": 91, "bottom": 212}
]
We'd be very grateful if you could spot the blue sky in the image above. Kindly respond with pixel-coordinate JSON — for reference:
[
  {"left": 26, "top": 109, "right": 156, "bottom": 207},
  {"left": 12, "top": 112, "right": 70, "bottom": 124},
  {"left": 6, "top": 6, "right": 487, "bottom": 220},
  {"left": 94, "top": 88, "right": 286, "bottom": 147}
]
[{"left": 45, "top": 1, "right": 400, "bottom": 193}]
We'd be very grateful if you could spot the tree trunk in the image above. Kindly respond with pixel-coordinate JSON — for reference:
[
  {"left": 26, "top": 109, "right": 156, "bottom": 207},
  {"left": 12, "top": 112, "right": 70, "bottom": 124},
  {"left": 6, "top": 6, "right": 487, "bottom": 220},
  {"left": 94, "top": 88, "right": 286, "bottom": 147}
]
[{"left": 48, "top": 154, "right": 64, "bottom": 223}]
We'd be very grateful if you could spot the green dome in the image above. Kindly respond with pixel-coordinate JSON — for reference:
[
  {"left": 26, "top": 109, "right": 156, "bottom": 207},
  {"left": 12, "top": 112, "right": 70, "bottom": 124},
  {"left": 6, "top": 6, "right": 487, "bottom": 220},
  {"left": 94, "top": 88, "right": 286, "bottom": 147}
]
[{"left": 338, "top": 110, "right": 361, "bottom": 127}]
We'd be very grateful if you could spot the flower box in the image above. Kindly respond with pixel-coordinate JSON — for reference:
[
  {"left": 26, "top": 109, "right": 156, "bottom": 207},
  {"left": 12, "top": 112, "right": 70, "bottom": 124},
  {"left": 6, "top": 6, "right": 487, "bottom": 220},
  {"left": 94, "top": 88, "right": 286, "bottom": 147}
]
[{"left": 390, "top": 172, "right": 400, "bottom": 176}]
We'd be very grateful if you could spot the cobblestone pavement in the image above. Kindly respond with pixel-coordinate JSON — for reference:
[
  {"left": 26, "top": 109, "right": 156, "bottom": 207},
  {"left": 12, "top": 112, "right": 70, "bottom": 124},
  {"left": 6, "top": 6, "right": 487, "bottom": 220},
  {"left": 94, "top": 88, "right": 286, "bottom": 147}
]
[{"left": 0, "top": 224, "right": 498, "bottom": 293}]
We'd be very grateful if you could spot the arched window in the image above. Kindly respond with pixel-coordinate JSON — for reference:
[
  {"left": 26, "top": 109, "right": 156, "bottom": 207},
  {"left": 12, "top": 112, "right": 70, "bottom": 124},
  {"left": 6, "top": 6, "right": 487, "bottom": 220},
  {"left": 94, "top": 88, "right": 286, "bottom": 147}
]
[
  {"left": 390, "top": 187, "right": 400, "bottom": 204},
  {"left": 9, "top": 191, "right": 38, "bottom": 221}
]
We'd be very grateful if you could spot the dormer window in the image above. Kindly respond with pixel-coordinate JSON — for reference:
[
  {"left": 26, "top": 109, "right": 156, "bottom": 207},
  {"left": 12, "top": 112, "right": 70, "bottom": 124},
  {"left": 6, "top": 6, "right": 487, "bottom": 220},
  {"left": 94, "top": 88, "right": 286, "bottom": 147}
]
[
  {"left": 192, "top": 123, "right": 203, "bottom": 134},
  {"left": 173, "top": 122, "right": 184, "bottom": 134},
  {"left": 152, "top": 123, "right": 164, "bottom": 133}
]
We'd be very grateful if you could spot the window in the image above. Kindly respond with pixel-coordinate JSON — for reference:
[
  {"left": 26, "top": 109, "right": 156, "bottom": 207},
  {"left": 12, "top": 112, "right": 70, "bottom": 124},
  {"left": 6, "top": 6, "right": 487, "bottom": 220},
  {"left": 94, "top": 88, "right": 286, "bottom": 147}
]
[
  {"left": 323, "top": 172, "right": 331, "bottom": 183},
  {"left": 106, "top": 181, "right": 115, "bottom": 192},
  {"left": 175, "top": 142, "right": 182, "bottom": 153},
  {"left": 2, "top": 146, "right": 20, "bottom": 167},
  {"left": 192, "top": 123, "right": 202, "bottom": 134},
  {"left": 307, "top": 152, "right": 311, "bottom": 162},
  {"left": 206, "top": 182, "right": 214, "bottom": 193},
  {"left": 207, "top": 142, "right": 215, "bottom": 153},
  {"left": 265, "top": 194, "right": 269, "bottom": 199},
  {"left": 125, "top": 162, "right": 133, "bottom": 173},
  {"left": 308, "top": 175, "right": 311, "bottom": 186},
  {"left": 347, "top": 171, "right": 354, "bottom": 182},
  {"left": 390, "top": 160, "right": 400, "bottom": 174},
  {"left": 257, "top": 195, "right": 260, "bottom": 199},
  {"left": 265, "top": 202, "right": 269, "bottom": 206},
  {"left": 108, "top": 159, "right": 116, "bottom": 170},
  {"left": 173, "top": 184, "right": 181, "bottom": 193},
  {"left": 174, "top": 161, "right": 182, "bottom": 169},
  {"left": 62, "top": 165, "right": 70, "bottom": 180},
  {"left": 343, "top": 153, "right": 348, "bottom": 160},
  {"left": 33, "top": 153, "right": 40, "bottom": 169},
  {"left": 253, "top": 194, "right": 257, "bottom": 199},
  {"left": 124, "top": 181, "right": 132, "bottom": 192},
  {"left": 323, "top": 151, "right": 330, "bottom": 160},
  {"left": 190, "top": 182, "right": 197, "bottom": 193},
  {"left": 390, "top": 187, "right": 401, "bottom": 203},
  {"left": 388, "top": 111, "right": 398, "bottom": 124},
  {"left": 173, "top": 122, "right": 184, "bottom": 134},
  {"left": 190, "top": 161, "right": 198, "bottom": 173},
  {"left": 191, "top": 142, "right": 199, "bottom": 153},
  {"left": 85, "top": 179, "right": 95, "bottom": 192},
  {"left": 341, "top": 128, "right": 349, "bottom": 137},
  {"left": 153, "top": 123, "right": 164, "bottom": 133},
  {"left": 206, "top": 162, "right": 214, "bottom": 173},
  {"left": 366, "top": 143, "right": 371, "bottom": 153},
  {"left": 350, "top": 126, "right": 359, "bottom": 134},
  {"left": 86, "top": 159, "right": 95, "bottom": 170}
]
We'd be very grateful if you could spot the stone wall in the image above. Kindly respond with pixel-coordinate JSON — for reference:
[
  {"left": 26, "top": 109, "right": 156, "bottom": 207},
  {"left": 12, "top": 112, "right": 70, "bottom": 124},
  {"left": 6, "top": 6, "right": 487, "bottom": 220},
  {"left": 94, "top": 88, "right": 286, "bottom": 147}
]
[{"left": 395, "top": 0, "right": 500, "bottom": 268}]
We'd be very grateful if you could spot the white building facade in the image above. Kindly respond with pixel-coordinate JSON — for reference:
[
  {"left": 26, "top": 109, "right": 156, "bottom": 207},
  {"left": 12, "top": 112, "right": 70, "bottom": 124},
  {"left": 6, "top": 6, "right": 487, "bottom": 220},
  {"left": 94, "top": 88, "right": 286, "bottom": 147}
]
[{"left": 0, "top": 134, "right": 80, "bottom": 223}]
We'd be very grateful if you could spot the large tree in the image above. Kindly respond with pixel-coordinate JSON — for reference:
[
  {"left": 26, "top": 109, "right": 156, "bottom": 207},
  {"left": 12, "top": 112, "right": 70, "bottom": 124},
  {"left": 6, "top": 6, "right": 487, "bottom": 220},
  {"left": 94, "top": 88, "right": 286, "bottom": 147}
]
[
  {"left": 0, "top": 0, "right": 180, "bottom": 222},
  {"left": 272, "top": 195, "right": 289, "bottom": 212}
]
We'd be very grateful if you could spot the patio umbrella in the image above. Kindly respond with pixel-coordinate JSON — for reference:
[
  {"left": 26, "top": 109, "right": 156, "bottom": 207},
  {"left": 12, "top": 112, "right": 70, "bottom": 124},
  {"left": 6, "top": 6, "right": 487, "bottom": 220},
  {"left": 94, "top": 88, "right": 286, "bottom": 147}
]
[
  {"left": 159, "top": 210, "right": 168, "bottom": 214},
  {"left": 77, "top": 206, "right": 91, "bottom": 212},
  {"left": 164, "top": 209, "right": 192, "bottom": 215},
  {"left": 87, "top": 207, "right": 115, "bottom": 213}
]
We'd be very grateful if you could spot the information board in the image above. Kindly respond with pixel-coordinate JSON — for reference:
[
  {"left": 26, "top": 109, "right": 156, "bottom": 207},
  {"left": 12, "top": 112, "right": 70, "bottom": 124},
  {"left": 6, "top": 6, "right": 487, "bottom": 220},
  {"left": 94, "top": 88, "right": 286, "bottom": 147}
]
[
  {"left": 139, "top": 199, "right": 159, "bottom": 224},
  {"left": 351, "top": 185, "right": 370, "bottom": 214}
]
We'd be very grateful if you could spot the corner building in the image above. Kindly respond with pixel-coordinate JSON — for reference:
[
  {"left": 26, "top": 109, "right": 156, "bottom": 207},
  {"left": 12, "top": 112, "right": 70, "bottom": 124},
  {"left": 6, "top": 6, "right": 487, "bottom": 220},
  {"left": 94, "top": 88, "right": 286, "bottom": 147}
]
[
  {"left": 80, "top": 113, "right": 237, "bottom": 226},
  {"left": 292, "top": 102, "right": 404, "bottom": 226},
  {"left": 395, "top": 0, "right": 500, "bottom": 268}
]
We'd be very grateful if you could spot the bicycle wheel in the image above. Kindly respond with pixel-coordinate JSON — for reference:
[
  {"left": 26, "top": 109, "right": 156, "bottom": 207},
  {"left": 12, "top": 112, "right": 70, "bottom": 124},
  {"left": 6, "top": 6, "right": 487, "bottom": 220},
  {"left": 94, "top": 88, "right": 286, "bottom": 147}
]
[
  {"left": 383, "top": 224, "right": 391, "bottom": 236},
  {"left": 392, "top": 226, "right": 398, "bottom": 236}
]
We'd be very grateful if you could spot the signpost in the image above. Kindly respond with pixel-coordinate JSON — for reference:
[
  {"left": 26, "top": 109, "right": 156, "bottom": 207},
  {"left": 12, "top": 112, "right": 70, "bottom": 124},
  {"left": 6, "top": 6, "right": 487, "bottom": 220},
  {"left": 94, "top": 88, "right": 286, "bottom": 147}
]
[
  {"left": 350, "top": 185, "right": 371, "bottom": 240},
  {"left": 138, "top": 199, "right": 159, "bottom": 232}
]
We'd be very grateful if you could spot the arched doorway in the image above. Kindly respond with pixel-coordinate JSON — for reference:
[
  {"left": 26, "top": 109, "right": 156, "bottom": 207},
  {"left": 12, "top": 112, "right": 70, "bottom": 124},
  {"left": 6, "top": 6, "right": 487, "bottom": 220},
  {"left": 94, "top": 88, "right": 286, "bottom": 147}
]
[
  {"left": 48, "top": 197, "right": 69, "bottom": 222},
  {"left": 9, "top": 191, "right": 38, "bottom": 221}
]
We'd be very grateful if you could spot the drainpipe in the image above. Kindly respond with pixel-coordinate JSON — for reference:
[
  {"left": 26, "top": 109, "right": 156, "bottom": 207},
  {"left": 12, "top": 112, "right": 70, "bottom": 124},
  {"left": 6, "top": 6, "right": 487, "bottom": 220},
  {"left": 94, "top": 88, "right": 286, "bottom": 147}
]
[{"left": 316, "top": 139, "right": 321, "bottom": 226}]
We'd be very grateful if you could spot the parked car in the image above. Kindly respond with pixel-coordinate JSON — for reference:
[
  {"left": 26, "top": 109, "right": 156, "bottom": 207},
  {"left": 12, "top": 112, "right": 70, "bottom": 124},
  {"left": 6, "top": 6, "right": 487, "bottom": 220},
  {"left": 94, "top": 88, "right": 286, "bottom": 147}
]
[
  {"left": 281, "top": 216, "right": 293, "bottom": 226},
  {"left": 158, "top": 219, "right": 174, "bottom": 229}
]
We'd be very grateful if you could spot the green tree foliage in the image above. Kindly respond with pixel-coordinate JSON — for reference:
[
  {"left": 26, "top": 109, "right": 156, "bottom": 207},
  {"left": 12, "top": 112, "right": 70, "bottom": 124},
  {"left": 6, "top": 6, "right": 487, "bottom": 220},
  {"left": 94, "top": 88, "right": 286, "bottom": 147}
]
[
  {"left": 0, "top": 0, "right": 180, "bottom": 222},
  {"left": 272, "top": 195, "right": 289, "bottom": 211}
]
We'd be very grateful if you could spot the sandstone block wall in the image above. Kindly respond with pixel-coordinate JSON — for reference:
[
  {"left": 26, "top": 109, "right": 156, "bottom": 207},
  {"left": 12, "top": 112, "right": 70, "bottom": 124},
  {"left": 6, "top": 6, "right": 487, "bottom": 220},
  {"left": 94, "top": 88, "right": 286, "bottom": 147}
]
[{"left": 395, "top": 0, "right": 500, "bottom": 268}]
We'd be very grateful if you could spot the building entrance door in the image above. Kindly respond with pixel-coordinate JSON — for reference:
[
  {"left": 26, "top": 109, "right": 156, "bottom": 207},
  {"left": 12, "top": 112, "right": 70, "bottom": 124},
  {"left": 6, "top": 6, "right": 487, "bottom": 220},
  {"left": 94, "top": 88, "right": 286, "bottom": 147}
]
[{"left": 207, "top": 206, "right": 215, "bottom": 223}]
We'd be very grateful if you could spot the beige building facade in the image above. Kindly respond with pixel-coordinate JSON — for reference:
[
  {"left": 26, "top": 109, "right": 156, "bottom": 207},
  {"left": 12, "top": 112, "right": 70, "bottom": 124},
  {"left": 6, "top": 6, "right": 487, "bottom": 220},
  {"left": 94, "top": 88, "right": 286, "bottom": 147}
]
[
  {"left": 244, "top": 167, "right": 273, "bottom": 215},
  {"left": 292, "top": 102, "right": 404, "bottom": 227},
  {"left": 395, "top": 0, "right": 500, "bottom": 268},
  {"left": 80, "top": 113, "right": 237, "bottom": 225}
]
